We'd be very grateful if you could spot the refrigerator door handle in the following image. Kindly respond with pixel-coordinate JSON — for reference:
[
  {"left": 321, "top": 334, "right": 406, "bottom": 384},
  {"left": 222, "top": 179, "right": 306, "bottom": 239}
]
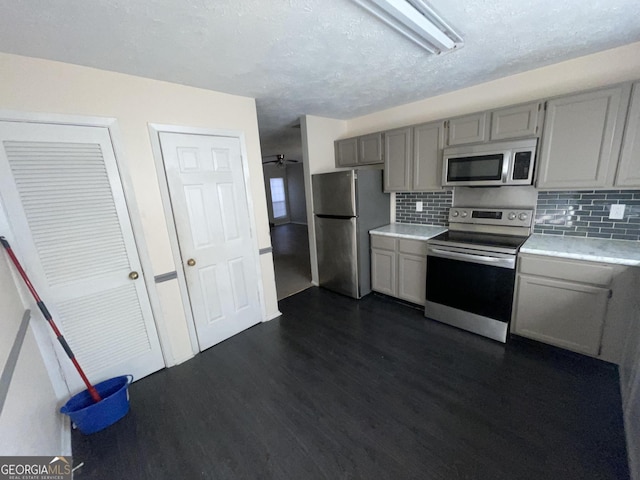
[{"left": 316, "top": 214, "right": 356, "bottom": 220}]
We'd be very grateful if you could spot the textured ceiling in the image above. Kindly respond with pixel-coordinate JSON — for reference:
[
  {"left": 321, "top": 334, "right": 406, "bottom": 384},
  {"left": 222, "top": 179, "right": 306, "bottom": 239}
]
[{"left": 1, "top": 0, "right": 640, "bottom": 158}]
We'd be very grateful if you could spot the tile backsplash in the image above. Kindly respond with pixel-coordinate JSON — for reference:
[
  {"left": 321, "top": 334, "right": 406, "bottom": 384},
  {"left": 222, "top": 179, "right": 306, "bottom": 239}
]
[
  {"left": 396, "top": 189, "right": 640, "bottom": 241},
  {"left": 395, "top": 191, "right": 452, "bottom": 225},
  {"left": 534, "top": 190, "right": 640, "bottom": 241}
]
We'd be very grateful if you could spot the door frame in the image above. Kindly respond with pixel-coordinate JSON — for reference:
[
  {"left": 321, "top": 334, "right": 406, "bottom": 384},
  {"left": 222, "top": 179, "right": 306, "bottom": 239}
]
[
  {"left": 0, "top": 109, "right": 175, "bottom": 368},
  {"left": 148, "top": 124, "right": 267, "bottom": 355}
]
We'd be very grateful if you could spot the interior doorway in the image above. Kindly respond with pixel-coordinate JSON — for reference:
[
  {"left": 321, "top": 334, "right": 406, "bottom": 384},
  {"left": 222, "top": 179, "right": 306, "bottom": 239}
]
[{"left": 262, "top": 156, "right": 312, "bottom": 300}]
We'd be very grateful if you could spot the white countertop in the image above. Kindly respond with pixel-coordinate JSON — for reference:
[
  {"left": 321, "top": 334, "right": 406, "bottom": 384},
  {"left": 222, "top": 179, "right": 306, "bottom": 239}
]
[
  {"left": 369, "top": 223, "right": 447, "bottom": 241},
  {"left": 520, "top": 234, "right": 640, "bottom": 266}
]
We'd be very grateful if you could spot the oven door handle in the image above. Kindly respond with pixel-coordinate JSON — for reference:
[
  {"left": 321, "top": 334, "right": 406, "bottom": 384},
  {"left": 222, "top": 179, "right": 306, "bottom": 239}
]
[{"left": 427, "top": 247, "right": 516, "bottom": 269}]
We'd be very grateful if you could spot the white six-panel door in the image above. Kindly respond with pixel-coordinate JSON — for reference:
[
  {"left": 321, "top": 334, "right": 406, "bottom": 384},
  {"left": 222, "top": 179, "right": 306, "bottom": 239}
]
[
  {"left": 0, "top": 121, "right": 165, "bottom": 391},
  {"left": 158, "top": 132, "right": 261, "bottom": 351}
]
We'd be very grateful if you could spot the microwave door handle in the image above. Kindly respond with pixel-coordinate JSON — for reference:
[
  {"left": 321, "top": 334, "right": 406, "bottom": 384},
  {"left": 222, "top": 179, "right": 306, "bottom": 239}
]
[
  {"left": 427, "top": 247, "right": 515, "bottom": 269},
  {"left": 501, "top": 151, "right": 510, "bottom": 183}
]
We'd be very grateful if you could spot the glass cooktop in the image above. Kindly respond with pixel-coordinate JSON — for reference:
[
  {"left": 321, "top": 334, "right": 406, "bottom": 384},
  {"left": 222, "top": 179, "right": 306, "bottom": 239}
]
[{"left": 428, "top": 230, "right": 529, "bottom": 254}]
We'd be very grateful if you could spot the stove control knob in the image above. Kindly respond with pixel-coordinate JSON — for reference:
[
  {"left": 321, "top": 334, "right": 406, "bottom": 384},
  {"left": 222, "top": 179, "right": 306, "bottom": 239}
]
[
  {"left": 460, "top": 210, "right": 468, "bottom": 218},
  {"left": 518, "top": 212, "right": 529, "bottom": 221},
  {"left": 508, "top": 212, "right": 517, "bottom": 220},
  {"left": 451, "top": 210, "right": 459, "bottom": 217}
]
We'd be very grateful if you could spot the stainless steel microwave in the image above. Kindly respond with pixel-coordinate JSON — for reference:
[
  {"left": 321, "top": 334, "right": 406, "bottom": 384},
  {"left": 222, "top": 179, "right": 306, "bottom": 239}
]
[{"left": 442, "top": 138, "right": 537, "bottom": 187}]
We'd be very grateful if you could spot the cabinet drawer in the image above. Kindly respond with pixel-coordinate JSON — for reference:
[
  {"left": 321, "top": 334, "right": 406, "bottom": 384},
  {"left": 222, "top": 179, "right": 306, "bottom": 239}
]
[
  {"left": 371, "top": 235, "right": 396, "bottom": 250},
  {"left": 398, "top": 238, "right": 428, "bottom": 256},
  {"left": 518, "top": 254, "right": 613, "bottom": 286}
]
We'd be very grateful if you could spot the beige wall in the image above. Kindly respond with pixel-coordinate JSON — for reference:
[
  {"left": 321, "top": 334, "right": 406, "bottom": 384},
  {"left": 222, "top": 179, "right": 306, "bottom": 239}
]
[
  {"left": 0, "top": 252, "right": 69, "bottom": 456},
  {"left": 0, "top": 52, "right": 279, "bottom": 366},
  {"left": 346, "top": 41, "right": 640, "bottom": 136},
  {"left": 301, "top": 115, "right": 348, "bottom": 283}
]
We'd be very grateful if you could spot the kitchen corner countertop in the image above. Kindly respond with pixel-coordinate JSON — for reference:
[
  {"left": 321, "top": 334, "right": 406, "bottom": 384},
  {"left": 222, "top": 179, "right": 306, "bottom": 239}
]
[
  {"left": 520, "top": 234, "right": 640, "bottom": 266},
  {"left": 369, "top": 223, "right": 447, "bottom": 241}
]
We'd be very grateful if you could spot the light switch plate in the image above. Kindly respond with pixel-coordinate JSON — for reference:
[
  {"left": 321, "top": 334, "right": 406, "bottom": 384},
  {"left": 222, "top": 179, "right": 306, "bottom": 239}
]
[
  {"left": 609, "top": 204, "right": 626, "bottom": 220},
  {"left": 416, "top": 201, "right": 423, "bottom": 212}
]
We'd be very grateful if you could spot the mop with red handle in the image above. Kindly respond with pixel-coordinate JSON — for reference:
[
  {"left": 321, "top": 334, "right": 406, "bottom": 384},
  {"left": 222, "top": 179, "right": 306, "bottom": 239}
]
[{"left": 1, "top": 236, "right": 102, "bottom": 403}]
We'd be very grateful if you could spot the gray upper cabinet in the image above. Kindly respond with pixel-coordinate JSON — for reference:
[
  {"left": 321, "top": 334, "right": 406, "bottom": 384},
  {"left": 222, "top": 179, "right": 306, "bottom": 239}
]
[
  {"left": 358, "top": 132, "right": 383, "bottom": 165},
  {"left": 335, "top": 137, "right": 358, "bottom": 167},
  {"left": 383, "top": 127, "right": 412, "bottom": 191},
  {"left": 616, "top": 82, "right": 640, "bottom": 187},
  {"left": 413, "top": 121, "right": 445, "bottom": 191},
  {"left": 537, "top": 85, "right": 631, "bottom": 189},
  {"left": 490, "top": 102, "right": 541, "bottom": 140},
  {"left": 383, "top": 121, "right": 444, "bottom": 192},
  {"left": 446, "top": 112, "right": 488, "bottom": 146},
  {"left": 335, "top": 132, "right": 383, "bottom": 167}
]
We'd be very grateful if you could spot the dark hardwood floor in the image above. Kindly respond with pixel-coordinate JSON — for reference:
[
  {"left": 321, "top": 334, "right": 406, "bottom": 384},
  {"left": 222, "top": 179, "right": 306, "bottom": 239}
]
[
  {"left": 271, "top": 223, "right": 313, "bottom": 300},
  {"left": 72, "top": 288, "right": 629, "bottom": 479}
]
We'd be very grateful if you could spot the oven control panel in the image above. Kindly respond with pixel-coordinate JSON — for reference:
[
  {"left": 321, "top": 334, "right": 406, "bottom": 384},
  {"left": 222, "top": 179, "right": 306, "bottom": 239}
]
[{"left": 449, "top": 208, "right": 533, "bottom": 227}]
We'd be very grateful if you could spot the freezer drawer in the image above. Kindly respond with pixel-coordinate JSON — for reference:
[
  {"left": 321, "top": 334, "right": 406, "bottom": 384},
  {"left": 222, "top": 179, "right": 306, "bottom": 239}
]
[{"left": 315, "top": 216, "right": 359, "bottom": 298}]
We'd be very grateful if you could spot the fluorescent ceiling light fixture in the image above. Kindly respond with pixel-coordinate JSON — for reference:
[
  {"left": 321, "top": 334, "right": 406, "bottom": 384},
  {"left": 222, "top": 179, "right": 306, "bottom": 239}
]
[{"left": 351, "top": 0, "right": 463, "bottom": 54}]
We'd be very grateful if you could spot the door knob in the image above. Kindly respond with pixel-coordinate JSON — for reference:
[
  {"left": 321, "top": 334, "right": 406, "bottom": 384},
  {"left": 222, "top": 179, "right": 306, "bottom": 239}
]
[
  {"left": 129, "top": 271, "right": 139, "bottom": 280},
  {"left": 187, "top": 258, "right": 196, "bottom": 266}
]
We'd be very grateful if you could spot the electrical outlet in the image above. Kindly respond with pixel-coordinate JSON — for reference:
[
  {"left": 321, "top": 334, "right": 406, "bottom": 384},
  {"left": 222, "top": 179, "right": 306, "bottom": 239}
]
[
  {"left": 416, "top": 201, "right": 423, "bottom": 212},
  {"left": 609, "top": 204, "right": 626, "bottom": 220}
]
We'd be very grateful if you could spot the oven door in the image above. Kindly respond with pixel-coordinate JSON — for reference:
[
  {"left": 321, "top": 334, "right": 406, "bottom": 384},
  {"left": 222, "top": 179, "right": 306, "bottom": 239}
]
[{"left": 425, "top": 245, "right": 516, "bottom": 342}]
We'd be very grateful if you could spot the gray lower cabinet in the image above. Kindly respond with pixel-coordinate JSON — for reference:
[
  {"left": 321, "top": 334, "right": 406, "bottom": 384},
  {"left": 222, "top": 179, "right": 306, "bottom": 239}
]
[
  {"left": 371, "top": 235, "right": 428, "bottom": 305},
  {"left": 384, "top": 121, "right": 444, "bottom": 192},
  {"left": 616, "top": 81, "right": 640, "bottom": 187},
  {"left": 511, "top": 254, "right": 613, "bottom": 357},
  {"left": 537, "top": 85, "right": 631, "bottom": 189},
  {"left": 371, "top": 248, "right": 396, "bottom": 296}
]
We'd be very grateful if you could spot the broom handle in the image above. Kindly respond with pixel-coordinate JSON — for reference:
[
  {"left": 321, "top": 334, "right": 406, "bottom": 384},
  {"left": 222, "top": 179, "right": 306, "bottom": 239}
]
[{"left": 1, "top": 236, "right": 101, "bottom": 402}]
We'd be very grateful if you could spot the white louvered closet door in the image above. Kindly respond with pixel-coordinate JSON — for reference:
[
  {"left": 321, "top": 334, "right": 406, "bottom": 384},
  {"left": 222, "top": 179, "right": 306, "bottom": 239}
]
[{"left": 0, "top": 121, "right": 164, "bottom": 392}]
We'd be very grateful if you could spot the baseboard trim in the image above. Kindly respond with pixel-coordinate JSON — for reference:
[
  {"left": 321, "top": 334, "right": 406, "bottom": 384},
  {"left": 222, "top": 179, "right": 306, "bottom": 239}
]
[
  {"left": 61, "top": 415, "right": 72, "bottom": 456},
  {"left": 265, "top": 311, "right": 282, "bottom": 321}
]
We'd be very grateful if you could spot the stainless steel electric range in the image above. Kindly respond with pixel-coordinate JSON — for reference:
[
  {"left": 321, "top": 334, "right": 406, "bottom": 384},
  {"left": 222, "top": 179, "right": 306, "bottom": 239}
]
[{"left": 425, "top": 207, "right": 534, "bottom": 343}]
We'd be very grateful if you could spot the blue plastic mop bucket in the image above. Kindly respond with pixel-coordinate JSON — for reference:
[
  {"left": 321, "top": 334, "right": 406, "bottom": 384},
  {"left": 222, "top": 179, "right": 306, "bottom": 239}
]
[{"left": 60, "top": 375, "right": 133, "bottom": 434}]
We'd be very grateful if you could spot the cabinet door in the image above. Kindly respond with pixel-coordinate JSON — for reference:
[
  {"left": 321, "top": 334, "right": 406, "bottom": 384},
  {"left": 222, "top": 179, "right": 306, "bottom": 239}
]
[
  {"left": 371, "top": 248, "right": 396, "bottom": 296},
  {"left": 512, "top": 274, "right": 609, "bottom": 356},
  {"left": 398, "top": 254, "right": 427, "bottom": 305},
  {"left": 616, "top": 82, "right": 640, "bottom": 187},
  {"left": 335, "top": 138, "right": 358, "bottom": 167},
  {"left": 537, "top": 86, "right": 630, "bottom": 189},
  {"left": 384, "top": 127, "right": 412, "bottom": 192},
  {"left": 490, "top": 102, "right": 541, "bottom": 140},
  {"left": 359, "top": 132, "right": 383, "bottom": 165},
  {"left": 413, "top": 121, "right": 444, "bottom": 191},
  {"left": 446, "top": 112, "right": 488, "bottom": 146}
]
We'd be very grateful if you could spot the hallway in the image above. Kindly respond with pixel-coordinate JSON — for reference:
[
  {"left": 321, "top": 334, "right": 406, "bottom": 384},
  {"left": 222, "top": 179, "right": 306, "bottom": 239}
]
[{"left": 271, "top": 223, "right": 312, "bottom": 300}]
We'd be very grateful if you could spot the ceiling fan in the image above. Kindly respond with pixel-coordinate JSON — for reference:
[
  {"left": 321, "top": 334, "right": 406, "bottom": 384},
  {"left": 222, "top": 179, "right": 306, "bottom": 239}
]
[{"left": 263, "top": 154, "right": 300, "bottom": 168}]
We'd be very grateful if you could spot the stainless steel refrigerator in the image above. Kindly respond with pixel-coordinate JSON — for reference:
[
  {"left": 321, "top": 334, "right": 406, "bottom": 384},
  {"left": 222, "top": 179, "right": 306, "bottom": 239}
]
[{"left": 312, "top": 169, "right": 390, "bottom": 299}]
